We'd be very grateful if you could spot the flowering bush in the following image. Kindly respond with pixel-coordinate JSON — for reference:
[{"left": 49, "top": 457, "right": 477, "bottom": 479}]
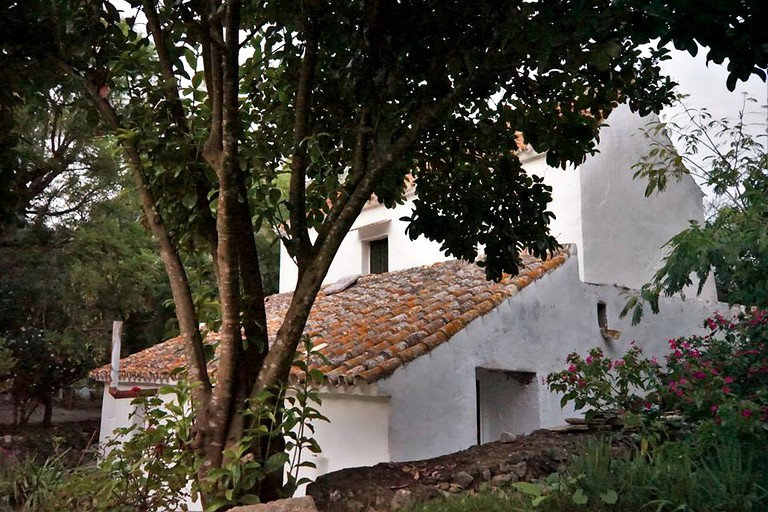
[
  {"left": 662, "top": 311, "right": 768, "bottom": 436},
  {"left": 548, "top": 310, "right": 768, "bottom": 437},
  {"left": 545, "top": 343, "right": 662, "bottom": 422}
]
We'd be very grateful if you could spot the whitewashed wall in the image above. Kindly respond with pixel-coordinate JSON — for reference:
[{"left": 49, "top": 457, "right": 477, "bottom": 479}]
[
  {"left": 576, "top": 105, "right": 715, "bottom": 296},
  {"left": 279, "top": 194, "right": 450, "bottom": 293},
  {"left": 377, "top": 252, "right": 721, "bottom": 462},
  {"left": 293, "top": 388, "right": 390, "bottom": 495},
  {"left": 97, "top": 382, "right": 150, "bottom": 447},
  {"left": 279, "top": 106, "right": 716, "bottom": 299}
]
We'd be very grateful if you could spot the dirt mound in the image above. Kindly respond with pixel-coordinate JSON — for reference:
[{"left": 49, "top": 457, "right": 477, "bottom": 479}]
[{"left": 307, "top": 429, "right": 600, "bottom": 512}]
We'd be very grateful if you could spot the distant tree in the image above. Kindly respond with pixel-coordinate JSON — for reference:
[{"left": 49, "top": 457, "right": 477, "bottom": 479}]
[
  {"left": 0, "top": 328, "right": 96, "bottom": 425},
  {"left": 623, "top": 97, "right": 768, "bottom": 322}
]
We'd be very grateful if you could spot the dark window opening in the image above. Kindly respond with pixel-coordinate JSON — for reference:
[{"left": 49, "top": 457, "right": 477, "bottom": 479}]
[
  {"left": 369, "top": 238, "right": 388, "bottom": 274},
  {"left": 597, "top": 301, "right": 608, "bottom": 330}
]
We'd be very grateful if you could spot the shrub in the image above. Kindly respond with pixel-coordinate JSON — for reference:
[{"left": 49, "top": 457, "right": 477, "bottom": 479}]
[
  {"left": 545, "top": 342, "right": 663, "bottom": 422},
  {"left": 547, "top": 310, "right": 768, "bottom": 437}
]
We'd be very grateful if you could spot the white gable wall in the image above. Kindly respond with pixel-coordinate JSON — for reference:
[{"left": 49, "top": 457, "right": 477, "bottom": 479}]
[
  {"left": 377, "top": 252, "right": 719, "bottom": 462},
  {"left": 280, "top": 106, "right": 715, "bottom": 301},
  {"left": 98, "top": 382, "right": 156, "bottom": 448},
  {"left": 576, "top": 106, "right": 715, "bottom": 296}
]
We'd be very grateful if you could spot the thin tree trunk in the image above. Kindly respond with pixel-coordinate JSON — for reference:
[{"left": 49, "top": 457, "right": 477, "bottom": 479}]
[{"left": 41, "top": 393, "right": 52, "bottom": 426}]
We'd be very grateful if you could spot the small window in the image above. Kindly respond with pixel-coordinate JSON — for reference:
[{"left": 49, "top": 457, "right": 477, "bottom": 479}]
[
  {"left": 597, "top": 301, "right": 621, "bottom": 341},
  {"left": 369, "top": 238, "right": 388, "bottom": 274},
  {"left": 597, "top": 301, "right": 608, "bottom": 330}
]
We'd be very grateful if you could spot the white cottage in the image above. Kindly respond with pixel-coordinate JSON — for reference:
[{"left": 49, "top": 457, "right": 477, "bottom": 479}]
[{"left": 90, "top": 105, "right": 722, "bottom": 491}]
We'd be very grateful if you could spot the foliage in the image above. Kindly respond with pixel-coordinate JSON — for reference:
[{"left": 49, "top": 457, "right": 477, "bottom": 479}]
[
  {"left": 661, "top": 311, "right": 768, "bottom": 438},
  {"left": 31, "top": 339, "right": 327, "bottom": 512},
  {"left": 402, "top": 487, "right": 533, "bottom": 512},
  {"left": 0, "top": 328, "right": 97, "bottom": 425},
  {"left": 625, "top": 97, "right": 768, "bottom": 321},
  {"left": 204, "top": 337, "right": 328, "bottom": 511},
  {"left": 558, "top": 435, "right": 768, "bottom": 512},
  {"left": 0, "top": 336, "right": 17, "bottom": 390},
  {"left": 0, "top": 450, "right": 68, "bottom": 512},
  {"left": 543, "top": 311, "right": 768, "bottom": 510},
  {"left": 620, "top": 0, "right": 768, "bottom": 90},
  {"left": 6, "top": 0, "right": 767, "bottom": 503},
  {"left": 512, "top": 471, "right": 618, "bottom": 508},
  {"left": 545, "top": 343, "right": 663, "bottom": 422},
  {"left": 405, "top": 435, "right": 767, "bottom": 512},
  {"left": 548, "top": 310, "right": 768, "bottom": 439}
]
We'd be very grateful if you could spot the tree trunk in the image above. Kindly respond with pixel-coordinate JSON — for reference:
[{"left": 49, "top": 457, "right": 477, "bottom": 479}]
[{"left": 41, "top": 393, "right": 52, "bottom": 426}]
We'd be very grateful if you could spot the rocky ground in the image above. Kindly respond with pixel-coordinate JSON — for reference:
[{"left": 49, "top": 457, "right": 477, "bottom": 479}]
[{"left": 307, "top": 428, "right": 616, "bottom": 512}]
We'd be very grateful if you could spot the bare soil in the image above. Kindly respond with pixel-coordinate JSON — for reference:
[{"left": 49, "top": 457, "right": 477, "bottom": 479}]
[{"left": 307, "top": 428, "right": 613, "bottom": 512}]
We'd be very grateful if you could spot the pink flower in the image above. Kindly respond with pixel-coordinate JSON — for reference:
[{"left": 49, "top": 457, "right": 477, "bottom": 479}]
[
  {"left": 568, "top": 364, "right": 577, "bottom": 373},
  {"left": 669, "top": 339, "right": 678, "bottom": 349},
  {"left": 675, "top": 389, "right": 684, "bottom": 397},
  {"left": 613, "top": 359, "right": 625, "bottom": 367},
  {"left": 585, "top": 355, "right": 593, "bottom": 365},
  {"left": 643, "top": 401, "right": 652, "bottom": 410},
  {"left": 678, "top": 378, "right": 688, "bottom": 386},
  {"left": 693, "top": 371, "right": 707, "bottom": 380},
  {"left": 722, "top": 386, "right": 732, "bottom": 394},
  {"left": 742, "top": 409, "right": 752, "bottom": 419},
  {"left": 577, "top": 379, "right": 586, "bottom": 388},
  {"left": 710, "top": 404, "right": 719, "bottom": 415},
  {"left": 723, "top": 376, "right": 734, "bottom": 384}
]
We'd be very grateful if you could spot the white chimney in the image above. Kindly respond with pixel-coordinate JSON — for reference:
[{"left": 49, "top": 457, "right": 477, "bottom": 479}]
[{"left": 110, "top": 320, "right": 124, "bottom": 388}]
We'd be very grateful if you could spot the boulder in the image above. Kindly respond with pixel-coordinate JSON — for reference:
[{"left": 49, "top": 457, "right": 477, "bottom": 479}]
[{"left": 229, "top": 496, "right": 318, "bottom": 512}]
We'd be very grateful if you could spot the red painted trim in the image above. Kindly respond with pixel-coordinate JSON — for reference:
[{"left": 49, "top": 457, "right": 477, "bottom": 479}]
[{"left": 108, "top": 386, "right": 159, "bottom": 399}]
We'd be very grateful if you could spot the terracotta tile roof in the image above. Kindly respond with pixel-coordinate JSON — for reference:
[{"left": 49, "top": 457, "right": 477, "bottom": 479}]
[{"left": 90, "top": 247, "right": 571, "bottom": 386}]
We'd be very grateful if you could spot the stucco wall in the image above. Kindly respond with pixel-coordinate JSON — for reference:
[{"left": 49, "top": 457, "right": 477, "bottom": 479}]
[
  {"left": 294, "top": 389, "right": 390, "bottom": 495},
  {"left": 377, "top": 252, "right": 721, "bottom": 462},
  {"left": 280, "top": 105, "right": 716, "bottom": 300},
  {"left": 576, "top": 105, "right": 715, "bottom": 297},
  {"left": 98, "top": 382, "right": 149, "bottom": 447},
  {"left": 279, "top": 194, "right": 451, "bottom": 293}
]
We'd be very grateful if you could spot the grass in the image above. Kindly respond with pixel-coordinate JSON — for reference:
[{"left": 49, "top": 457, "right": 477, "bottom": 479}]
[{"left": 406, "top": 434, "right": 768, "bottom": 512}]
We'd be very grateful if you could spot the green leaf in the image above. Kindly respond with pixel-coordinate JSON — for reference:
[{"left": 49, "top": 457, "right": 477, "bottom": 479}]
[
  {"left": 600, "top": 489, "right": 619, "bottom": 504},
  {"left": 513, "top": 481, "right": 543, "bottom": 497},
  {"left": 572, "top": 488, "right": 588, "bottom": 505},
  {"left": 240, "top": 494, "right": 260, "bottom": 505},
  {"left": 265, "top": 451, "right": 290, "bottom": 474}
]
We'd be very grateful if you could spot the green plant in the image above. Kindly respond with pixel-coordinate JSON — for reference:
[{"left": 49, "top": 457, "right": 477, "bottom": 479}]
[
  {"left": 625, "top": 97, "right": 768, "bottom": 322},
  {"left": 402, "top": 486, "right": 532, "bottom": 512},
  {"left": 204, "top": 336, "right": 328, "bottom": 511},
  {"left": 0, "top": 452, "right": 67, "bottom": 511},
  {"left": 548, "top": 310, "right": 768, "bottom": 437},
  {"left": 546, "top": 343, "right": 663, "bottom": 422},
  {"left": 661, "top": 311, "right": 768, "bottom": 438}
]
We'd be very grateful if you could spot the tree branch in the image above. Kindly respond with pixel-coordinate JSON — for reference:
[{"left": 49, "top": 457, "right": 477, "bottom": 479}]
[{"left": 287, "top": 16, "right": 319, "bottom": 272}]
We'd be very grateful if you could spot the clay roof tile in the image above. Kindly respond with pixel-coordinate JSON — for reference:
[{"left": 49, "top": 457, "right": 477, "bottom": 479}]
[{"left": 90, "top": 247, "right": 571, "bottom": 386}]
